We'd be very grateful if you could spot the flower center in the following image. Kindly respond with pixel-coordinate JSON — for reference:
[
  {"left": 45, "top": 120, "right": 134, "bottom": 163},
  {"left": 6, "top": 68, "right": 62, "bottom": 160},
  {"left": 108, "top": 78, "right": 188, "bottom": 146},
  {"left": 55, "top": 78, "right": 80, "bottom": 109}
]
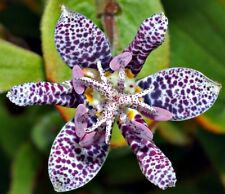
[
  {"left": 72, "top": 52, "right": 172, "bottom": 144},
  {"left": 73, "top": 59, "right": 155, "bottom": 144}
]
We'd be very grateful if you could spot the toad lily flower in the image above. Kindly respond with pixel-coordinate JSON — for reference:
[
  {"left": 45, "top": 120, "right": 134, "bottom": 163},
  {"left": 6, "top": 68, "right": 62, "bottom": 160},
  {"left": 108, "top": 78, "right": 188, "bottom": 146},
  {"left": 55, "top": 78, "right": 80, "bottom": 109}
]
[{"left": 7, "top": 6, "right": 221, "bottom": 192}]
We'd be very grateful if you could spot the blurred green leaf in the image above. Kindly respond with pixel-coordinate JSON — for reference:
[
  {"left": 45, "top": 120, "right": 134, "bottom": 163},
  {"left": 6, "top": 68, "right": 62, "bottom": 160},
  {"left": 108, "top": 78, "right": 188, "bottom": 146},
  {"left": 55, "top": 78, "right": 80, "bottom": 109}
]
[
  {"left": 0, "top": 39, "right": 44, "bottom": 92},
  {"left": 162, "top": 0, "right": 225, "bottom": 133},
  {"left": 41, "top": 0, "right": 168, "bottom": 147},
  {"left": 31, "top": 111, "right": 64, "bottom": 153},
  {"left": 9, "top": 143, "right": 42, "bottom": 194},
  {"left": 157, "top": 122, "right": 191, "bottom": 146},
  {"left": 0, "top": 147, "right": 10, "bottom": 194},
  {"left": 104, "top": 147, "right": 143, "bottom": 184},
  {"left": 0, "top": 98, "right": 32, "bottom": 157},
  {"left": 0, "top": 3, "right": 40, "bottom": 38},
  {"left": 0, "top": 96, "right": 55, "bottom": 158},
  {"left": 197, "top": 129, "right": 225, "bottom": 187}
]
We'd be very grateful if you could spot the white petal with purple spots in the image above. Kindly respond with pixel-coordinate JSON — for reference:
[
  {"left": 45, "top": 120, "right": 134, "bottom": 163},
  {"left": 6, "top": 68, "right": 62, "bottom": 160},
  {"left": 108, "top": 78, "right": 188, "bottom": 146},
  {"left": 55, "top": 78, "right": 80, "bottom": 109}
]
[
  {"left": 6, "top": 81, "right": 83, "bottom": 107},
  {"left": 48, "top": 119, "right": 109, "bottom": 192},
  {"left": 55, "top": 6, "right": 112, "bottom": 70},
  {"left": 124, "top": 13, "right": 168, "bottom": 75},
  {"left": 120, "top": 121, "right": 176, "bottom": 189},
  {"left": 137, "top": 68, "right": 221, "bottom": 120}
]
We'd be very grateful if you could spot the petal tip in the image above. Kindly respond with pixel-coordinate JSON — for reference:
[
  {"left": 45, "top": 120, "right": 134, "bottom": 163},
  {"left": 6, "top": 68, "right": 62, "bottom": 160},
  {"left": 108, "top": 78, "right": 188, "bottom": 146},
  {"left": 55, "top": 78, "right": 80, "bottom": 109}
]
[
  {"left": 159, "top": 172, "right": 177, "bottom": 190},
  {"left": 151, "top": 162, "right": 177, "bottom": 190},
  {"left": 150, "top": 12, "right": 168, "bottom": 25},
  {"left": 214, "top": 81, "right": 222, "bottom": 94},
  {"left": 61, "top": 4, "right": 66, "bottom": 12},
  {"left": 60, "top": 4, "right": 71, "bottom": 16},
  {"left": 6, "top": 85, "right": 27, "bottom": 106},
  {"left": 157, "top": 12, "right": 168, "bottom": 21}
]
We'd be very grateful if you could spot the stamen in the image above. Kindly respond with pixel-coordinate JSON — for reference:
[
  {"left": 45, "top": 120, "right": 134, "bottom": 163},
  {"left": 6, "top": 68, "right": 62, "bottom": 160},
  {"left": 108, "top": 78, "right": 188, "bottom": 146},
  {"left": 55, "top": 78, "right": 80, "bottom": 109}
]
[
  {"left": 109, "top": 52, "right": 132, "bottom": 71},
  {"left": 79, "top": 131, "right": 96, "bottom": 147},
  {"left": 80, "top": 76, "right": 118, "bottom": 100},
  {"left": 72, "top": 65, "right": 85, "bottom": 94},
  {"left": 132, "top": 101, "right": 156, "bottom": 117},
  {"left": 74, "top": 104, "right": 88, "bottom": 138},
  {"left": 131, "top": 120, "right": 153, "bottom": 141},
  {"left": 97, "top": 60, "right": 108, "bottom": 83},
  {"left": 85, "top": 117, "right": 107, "bottom": 132},
  {"left": 105, "top": 119, "right": 113, "bottom": 144},
  {"left": 134, "top": 85, "right": 154, "bottom": 98}
]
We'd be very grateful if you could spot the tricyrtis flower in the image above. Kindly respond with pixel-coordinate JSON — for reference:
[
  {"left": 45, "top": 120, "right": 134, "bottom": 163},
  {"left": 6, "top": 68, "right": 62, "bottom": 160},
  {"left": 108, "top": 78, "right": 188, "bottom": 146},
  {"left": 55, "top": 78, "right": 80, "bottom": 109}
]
[{"left": 7, "top": 5, "right": 221, "bottom": 192}]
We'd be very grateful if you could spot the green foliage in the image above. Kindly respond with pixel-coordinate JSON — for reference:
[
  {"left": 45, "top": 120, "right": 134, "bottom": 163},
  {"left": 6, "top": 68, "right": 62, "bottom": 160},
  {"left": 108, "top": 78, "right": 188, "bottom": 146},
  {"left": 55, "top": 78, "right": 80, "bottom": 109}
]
[
  {"left": 197, "top": 130, "right": 225, "bottom": 186},
  {"left": 157, "top": 122, "right": 191, "bottom": 146},
  {"left": 0, "top": 39, "right": 44, "bottom": 92},
  {"left": 9, "top": 143, "right": 42, "bottom": 194},
  {"left": 31, "top": 111, "right": 64, "bottom": 153},
  {"left": 162, "top": 0, "right": 225, "bottom": 132}
]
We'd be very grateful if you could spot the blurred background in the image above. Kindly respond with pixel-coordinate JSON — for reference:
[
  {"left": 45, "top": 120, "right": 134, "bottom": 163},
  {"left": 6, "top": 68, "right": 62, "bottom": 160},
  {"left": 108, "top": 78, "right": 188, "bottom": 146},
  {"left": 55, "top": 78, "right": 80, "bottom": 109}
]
[{"left": 0, "top": 0, "right": 225, "bottom": 194}]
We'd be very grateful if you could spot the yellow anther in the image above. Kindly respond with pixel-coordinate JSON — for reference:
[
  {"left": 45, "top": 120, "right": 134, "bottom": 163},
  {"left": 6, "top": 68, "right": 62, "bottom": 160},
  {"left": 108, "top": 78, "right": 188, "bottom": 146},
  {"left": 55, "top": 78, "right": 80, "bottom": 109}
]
[
  {"left": 104, "top": 71, "right": 112, "bottom": 77},
  {"left": 125, "top": 68, "right": 135, "bottom": 79},
  {"left": 96, "top": 111, "right": 102, "bottom": 117},
  {"left": 83, "top": 68, "right": 99, "bottom": 79},
  {"left": 127, "top": 110, "right": 135, "bottom": 120},
  {"left": 84, "top": 87, "right": 94, "bottom": 103},
  {"left": 135, "top": 86, "right": 142, "bottom": 93}
]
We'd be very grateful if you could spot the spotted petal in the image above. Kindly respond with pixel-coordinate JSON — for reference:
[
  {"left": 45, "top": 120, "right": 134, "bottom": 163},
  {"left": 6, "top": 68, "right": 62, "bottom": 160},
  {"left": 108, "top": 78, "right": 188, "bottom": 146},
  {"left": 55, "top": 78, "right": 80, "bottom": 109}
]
[
  {"left": 6, "top": 81, "right": 84, "bottom": 107},
  {"left": 48, "top": 119, "right": 109, "bottom": 192},
  {"left": 137, "top": 68, "right": 221, "bottom": 121},
  {"left": 124, "top": 13, "right": 168, "bottom": 75},
  {"left": 119, "top": 116, "right": 176, "bottom": 189},
  {"left": 55, "top": 6, "right": 112, "bottom": 70}
]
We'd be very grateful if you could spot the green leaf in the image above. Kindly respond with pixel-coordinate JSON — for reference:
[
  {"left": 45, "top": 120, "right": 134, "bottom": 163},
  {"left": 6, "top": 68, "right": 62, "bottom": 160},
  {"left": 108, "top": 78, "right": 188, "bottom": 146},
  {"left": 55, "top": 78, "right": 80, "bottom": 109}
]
[
  {"left": 0, "top": 95, "right": 54, "bottom": 158},
  {"left": 41, "top": 0, "right": 168, "bottom": 146},
  {"left": 0, "top": 4, "right": 40, "bottom": 38},
  {"left": 162, "top": 0, "right": 225, "bottom": 133},
  {"left": 103, "top": 148, "right": 143, "bottom": 184},
  {"left": 0, "top": 97, "right": 34, "bottom": 157},
  {"left": 197, "top": 130, "right": 225, "bottom": 187},
  {"left": 0, "top": 147, "right": 10, "bottom": 194},
  {"left": 157, "top": 122, "right": 191, "bottom": 146},
  {"left": 9, "top": 143, "right": 42, "bottom": 194},
  {"left": 0, "top": 39, "right": 44, "bottom": 92},
  {"left": 31, "top": 111, "right": 64, "bottom": 153}
]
